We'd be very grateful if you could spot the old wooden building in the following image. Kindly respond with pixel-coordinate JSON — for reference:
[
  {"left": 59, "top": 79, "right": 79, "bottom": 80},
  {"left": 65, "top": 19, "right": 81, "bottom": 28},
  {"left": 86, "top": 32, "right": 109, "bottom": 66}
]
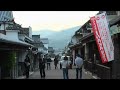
[{"left": 69, "top": 11, "right": 120, "bottom": 79}]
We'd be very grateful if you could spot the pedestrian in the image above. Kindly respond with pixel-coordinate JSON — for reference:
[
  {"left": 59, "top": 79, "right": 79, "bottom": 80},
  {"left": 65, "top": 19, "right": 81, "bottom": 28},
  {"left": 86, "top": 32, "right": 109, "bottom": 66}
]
[
  {"left": 70, "top": 56, "right": 73, "bottom": 69},
  {"left": 60, "top": 61, "right": 62, "bottom": 69},
  {"left": 39, "top": 55, "right": 46, "bottom": 79},
  {"left": 54, "top": 56, "right": 58, "bottom": 69},
  {"left": 75, "top": 54, "right": 83, "bottom": 79},
  {"left": 57, "top": 55, "right": 62, "bottom": 69},
  {"left": 60, "top": 55, "right": 71, "bottom": 79},
  {"left": 24, "top": 54, "right": 30, "bottom": 79},
  {"left": 46, "top": 57, "right": 52, "bottom": 70}
]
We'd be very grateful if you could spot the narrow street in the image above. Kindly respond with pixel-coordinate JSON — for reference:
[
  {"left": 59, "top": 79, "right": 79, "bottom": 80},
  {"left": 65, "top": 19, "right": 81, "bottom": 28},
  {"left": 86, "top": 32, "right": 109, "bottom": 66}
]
[
  {"left": 28, "top": 61, "right": 94, "bottom": 79},
  {"left": 2, "top": 11, "right": 116, "bottom": 79}
]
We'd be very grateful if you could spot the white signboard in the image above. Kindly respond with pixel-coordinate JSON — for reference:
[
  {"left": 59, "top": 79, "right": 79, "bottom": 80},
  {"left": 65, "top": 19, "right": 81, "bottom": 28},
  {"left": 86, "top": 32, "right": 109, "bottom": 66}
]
[{"left": 90, "top": 12, "right": 114, "bottom": 63}]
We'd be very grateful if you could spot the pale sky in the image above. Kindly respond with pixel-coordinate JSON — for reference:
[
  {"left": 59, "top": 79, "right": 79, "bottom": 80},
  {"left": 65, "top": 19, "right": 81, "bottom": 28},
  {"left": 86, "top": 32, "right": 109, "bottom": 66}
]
[{"left": 13, "top": 11, "right": 99, "bottom": 31}]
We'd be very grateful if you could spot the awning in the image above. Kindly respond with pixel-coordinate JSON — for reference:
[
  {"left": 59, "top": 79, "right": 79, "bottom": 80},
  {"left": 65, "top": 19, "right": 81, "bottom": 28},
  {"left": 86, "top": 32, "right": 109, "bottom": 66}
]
[{"left": 0, "top": 38, "right": 34, "bottom": 47}]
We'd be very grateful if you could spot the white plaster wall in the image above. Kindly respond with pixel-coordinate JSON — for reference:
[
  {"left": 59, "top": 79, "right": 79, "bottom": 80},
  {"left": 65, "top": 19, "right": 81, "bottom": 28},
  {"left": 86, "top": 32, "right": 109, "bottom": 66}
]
[
  {"left": 71, "top": 36, "right": 77, "bottom": 44},
  {"left": 0, "top": 23, "right": 8, "bottom": 30},
  {"left": 44, "top": 44, "right": 48, "bottom": 53},
  {"left": 0, "top": 24, "right": 4, "bottom": 30},
  {"left": 29, "top": 26, "right": 32, "bottom": 39},
  {"left": 44, "top": 44, "right": 48, "bottom": 49},
  {"left": 6, "top": 30, "right": 19, "bottom": 41},
  {"left": 0, "top": 33, "right": 6, "bottom": 39}
]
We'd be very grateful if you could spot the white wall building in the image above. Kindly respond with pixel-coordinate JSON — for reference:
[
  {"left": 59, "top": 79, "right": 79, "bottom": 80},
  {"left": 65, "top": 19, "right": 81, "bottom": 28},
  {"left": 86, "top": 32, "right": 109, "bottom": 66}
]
[
  {"left": 40, "top": 38, "right": 49, "bottom": 53},
  {"left": 0, "top": 11, "right": 34, "bottom": 78},
  {"left": 29, "top": 26, "right": 32, "bottom": 39}
]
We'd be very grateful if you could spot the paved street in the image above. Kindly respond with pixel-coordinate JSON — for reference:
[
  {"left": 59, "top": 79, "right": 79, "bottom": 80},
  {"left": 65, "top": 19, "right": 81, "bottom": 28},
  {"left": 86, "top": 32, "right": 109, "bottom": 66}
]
[{"left": 28, "top": 61, "right": 94, "bottom": 79}]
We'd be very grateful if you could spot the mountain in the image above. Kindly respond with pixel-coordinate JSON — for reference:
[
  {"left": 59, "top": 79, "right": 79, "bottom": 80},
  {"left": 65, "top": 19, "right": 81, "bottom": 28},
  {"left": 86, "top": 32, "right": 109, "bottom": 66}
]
[
  {"left": 33, "top": 26, "right": 80, "bottom": 49},
  {"left": 32, "top": 30, "right": 57, "bottom": 38}
]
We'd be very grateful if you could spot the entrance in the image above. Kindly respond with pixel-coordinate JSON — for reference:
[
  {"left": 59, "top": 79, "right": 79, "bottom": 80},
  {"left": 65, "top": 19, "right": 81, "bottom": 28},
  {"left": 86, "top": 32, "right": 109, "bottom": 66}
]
[{"left": 0, "top": 50, "right": 11, "bottom": 79}]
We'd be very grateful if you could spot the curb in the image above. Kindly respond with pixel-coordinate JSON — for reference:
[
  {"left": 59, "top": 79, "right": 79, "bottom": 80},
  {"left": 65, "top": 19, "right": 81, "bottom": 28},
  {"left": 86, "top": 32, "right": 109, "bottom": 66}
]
[{"left": 83, "top": 68, "right": 99, "bottom": 79}]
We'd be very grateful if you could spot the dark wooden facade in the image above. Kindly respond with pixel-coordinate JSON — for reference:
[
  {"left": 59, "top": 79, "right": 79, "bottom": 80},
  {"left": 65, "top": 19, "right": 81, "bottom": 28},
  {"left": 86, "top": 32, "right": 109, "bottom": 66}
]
[{"left": 0, "top": 38, "right": 32, "bottom": 79}]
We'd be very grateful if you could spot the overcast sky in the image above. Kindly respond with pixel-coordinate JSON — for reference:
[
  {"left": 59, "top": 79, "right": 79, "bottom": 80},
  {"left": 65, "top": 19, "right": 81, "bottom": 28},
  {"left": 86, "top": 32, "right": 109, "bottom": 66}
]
[{"left": 13, "top": 11, "right": 99, "bottom": 31}]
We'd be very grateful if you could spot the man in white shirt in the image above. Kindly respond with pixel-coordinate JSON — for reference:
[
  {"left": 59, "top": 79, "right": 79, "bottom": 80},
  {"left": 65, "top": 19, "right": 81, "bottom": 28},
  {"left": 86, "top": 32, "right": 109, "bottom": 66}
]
[
  {"left": 75, "top": 54, "right": 83, "bottom": 79},
  {"left": 60, "top": 55, "right": 71, "bottom": 79}
]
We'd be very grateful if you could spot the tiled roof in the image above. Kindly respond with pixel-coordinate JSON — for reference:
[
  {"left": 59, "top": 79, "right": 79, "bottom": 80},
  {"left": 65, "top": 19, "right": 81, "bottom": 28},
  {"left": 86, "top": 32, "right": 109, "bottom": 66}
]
[
  {"left": 6, "top": 22, "right": 22, "bottom": 30},
  {"left": 19, "top": 28, "right": 29, "bottom": 37},
  {"left": 0, "top": 11, "right": 13, "bottom": 21},
  {"left": 6, "top": 22, "right": 30, "bottom": 37},
  {"left": 0, "top": 37, "right": 34, "bottom": 47}
]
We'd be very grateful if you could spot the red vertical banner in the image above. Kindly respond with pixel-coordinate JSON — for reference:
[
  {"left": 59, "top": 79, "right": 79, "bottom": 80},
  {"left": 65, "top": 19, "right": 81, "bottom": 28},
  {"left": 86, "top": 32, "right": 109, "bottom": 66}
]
[
  {"left": 90, "top": 16, "right": 108, "bottom": 63},
  {"left": 95, "top": 13, "right": 114, "bottom": 62}
]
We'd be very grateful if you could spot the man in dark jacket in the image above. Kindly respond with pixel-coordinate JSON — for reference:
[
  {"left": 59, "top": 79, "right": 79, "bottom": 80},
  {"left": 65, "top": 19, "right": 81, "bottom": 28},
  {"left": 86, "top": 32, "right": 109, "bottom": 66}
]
[
  {"left": 46, "top": 57, "right": 52, "bottom": 70},
  {"left": 39, "top": 56, "right": 46, "bottom": 79},
  {"left": 54, "top": 56, "right": 58, "bottom": 69},
  {"left": 24, "top": 54, "right": 30, "bottom": 79}
]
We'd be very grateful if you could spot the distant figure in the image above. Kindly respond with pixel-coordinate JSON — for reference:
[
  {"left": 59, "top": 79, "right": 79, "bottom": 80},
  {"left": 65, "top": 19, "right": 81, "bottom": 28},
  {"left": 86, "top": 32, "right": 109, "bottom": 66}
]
[
  {"left": 61, "top": 55, "right": 71, "bottom": 79},
  {"left": 46, "top": 57, "right": 52, "bottom": 70},
  {"left": 54, "top": 56, "right": 58, "bottom": 69},
  {"left": 39, "top": 56, "right": 46, "bottom": 79},
  {"left": 24, "top": 54, "right": 30, "bottom": 79},
  {"left": 75, "top": 54, "right": 83, "bottom": 79},
  {"left": 60, "top": 61, "right": 62, "bottom": 69},
  {"left": 70, "top": 56, "right": 73, "bottom": 69}
]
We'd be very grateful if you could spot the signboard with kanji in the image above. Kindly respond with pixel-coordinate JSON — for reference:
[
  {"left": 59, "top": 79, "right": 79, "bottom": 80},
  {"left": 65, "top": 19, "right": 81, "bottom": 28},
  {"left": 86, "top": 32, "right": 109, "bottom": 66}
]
[{"left": 90, "top": 12, "right": 114, "bottom": 63}]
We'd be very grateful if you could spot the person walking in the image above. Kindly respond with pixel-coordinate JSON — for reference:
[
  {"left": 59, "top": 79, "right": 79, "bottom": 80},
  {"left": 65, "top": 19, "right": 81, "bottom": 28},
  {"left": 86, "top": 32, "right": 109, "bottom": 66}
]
[
  {"left": 46, "top": 57, "right": 52, "bottom": 70},
  {"left": 24, "top": 54, "right": 30, "bottom": 79},
  {"left": 60, "top": 61, "right": 62, "bottom": 69},
  {"left": 61, "top": 55, "right": 71, "bottom": 79},
  {"left": 39, "top": 55, "right": 46, "bottom": 79},
  {"left": 75, "top": 54, "right": 83, "bottom": 79},
  {"left": 70, "top": 56, "right": 73, "bottom": 69},
  {"left": 54, "top": 56, "right": 58, "bottom": 69}
]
